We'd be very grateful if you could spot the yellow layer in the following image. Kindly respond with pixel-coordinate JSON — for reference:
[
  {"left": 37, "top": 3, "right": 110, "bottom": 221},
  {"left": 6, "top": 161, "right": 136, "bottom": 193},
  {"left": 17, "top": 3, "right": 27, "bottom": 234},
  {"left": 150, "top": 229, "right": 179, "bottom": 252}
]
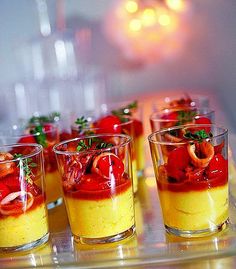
[
  {"left": 0, "top": 204, "right": 48, "bottom": 248},
  {"left": 45, "top": 170, "right": 63, "bottom": 204},
  {"left": 65, "top": 186, "right": 135, "bottom": 238},
  {"left": 134, "top": 135, "right": 145, "bottom": 172},
  {"left": 132, "top": 159, "right": 138, "bottom": 193},
  {"left": 158, "top": 184, "right": 229, "bottom": 231}
]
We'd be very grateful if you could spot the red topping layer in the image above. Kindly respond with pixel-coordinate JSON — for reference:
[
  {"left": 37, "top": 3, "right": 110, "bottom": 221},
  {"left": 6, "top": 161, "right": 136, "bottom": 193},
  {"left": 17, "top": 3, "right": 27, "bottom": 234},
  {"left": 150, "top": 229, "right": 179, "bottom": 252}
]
[{"left": 133, "top": 119, "right": 144, "bottom": 137}]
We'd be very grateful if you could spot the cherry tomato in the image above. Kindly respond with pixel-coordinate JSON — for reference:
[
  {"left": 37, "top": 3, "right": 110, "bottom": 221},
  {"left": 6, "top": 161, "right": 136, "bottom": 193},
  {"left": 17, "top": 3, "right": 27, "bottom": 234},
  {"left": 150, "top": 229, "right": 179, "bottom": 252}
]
[
  {"left": 17, "top": 135, "right": 37, "bottom": 144},
  {"left": 92, "top": 153, "right": 124, "bottom": 180},
  {"left": 1, "top": 175, "right": 22, "bottom": 192},
  {"left": 96, "top": 115, "right": 122, "bottom": 134},
  {"left": 207, "top": 153, "right": 227, "bottom": 179},
  {"left": 194, "top": 116, "right": 212, "bottom": 132},
  {"left": 0, "top": 183, "right": 10, "bottom": 201},
  {"left": 167, "top": 146, "right": 190, "bottom": 171}
]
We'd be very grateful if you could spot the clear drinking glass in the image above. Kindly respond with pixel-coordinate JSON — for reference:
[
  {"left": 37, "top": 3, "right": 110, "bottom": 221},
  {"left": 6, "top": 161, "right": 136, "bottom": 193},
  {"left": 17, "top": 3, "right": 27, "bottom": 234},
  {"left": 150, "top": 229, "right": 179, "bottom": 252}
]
[
  {"left": 0, "top": 144, "right": 49, "bottom": 251},
  {"left": 150, "top": 107, "right": 215, "bottom": 132},
  {"left": 54, "top": 134, "right": 136, "bottom": 244},
  {"left": 0, "top": 123, "right": 62, "bottom": 209},
  {"left": 71, "top": 114, "right": 139, "bottom": 193},
  {"left": 148, "top": 124, "right": 229, "bottom": 237}
]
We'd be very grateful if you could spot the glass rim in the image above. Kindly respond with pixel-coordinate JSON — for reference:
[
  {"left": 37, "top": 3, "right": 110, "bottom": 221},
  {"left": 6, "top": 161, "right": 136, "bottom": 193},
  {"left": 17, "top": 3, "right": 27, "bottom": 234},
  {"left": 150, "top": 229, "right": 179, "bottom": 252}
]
[
  {"left": 0, "top": 123, "right": 58, "bottom": 139},
  {"left": 150, "top": 107, "right": 214, "bottom": 122},
  {"left": 0, "top": 143, "right": 43, "bottom": 164},
  {"left": 148, "top": 124, "right": 228, "bottom": 145},
  {"left": 53, "top": 133, "right": 132, "bottom": 155}
]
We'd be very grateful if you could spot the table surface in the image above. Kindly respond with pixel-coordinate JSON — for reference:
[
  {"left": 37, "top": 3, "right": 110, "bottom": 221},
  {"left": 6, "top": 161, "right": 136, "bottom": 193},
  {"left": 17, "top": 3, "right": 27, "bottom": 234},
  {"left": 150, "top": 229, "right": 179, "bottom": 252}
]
[{"left": 1, "top": 91, "right": 236, "bottom": 268}]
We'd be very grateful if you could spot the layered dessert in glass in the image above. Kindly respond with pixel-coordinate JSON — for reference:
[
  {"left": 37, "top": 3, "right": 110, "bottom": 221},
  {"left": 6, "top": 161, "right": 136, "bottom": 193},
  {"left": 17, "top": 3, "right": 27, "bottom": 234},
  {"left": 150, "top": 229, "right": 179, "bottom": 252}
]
[
  {"left": 54, "top": 134, "right": 135, "bottom": 244},
  {"left": 0, "top": 144, "right": 49, "bottom": 251},
  {"left": 149, "top": 124, "right": 228, "bottom": 237},
  {"left": 71, "top": 113, "right": 139, "bottom": 193},
  {"left": 0, "top": 123, "right": 61, "bottom": 208}
]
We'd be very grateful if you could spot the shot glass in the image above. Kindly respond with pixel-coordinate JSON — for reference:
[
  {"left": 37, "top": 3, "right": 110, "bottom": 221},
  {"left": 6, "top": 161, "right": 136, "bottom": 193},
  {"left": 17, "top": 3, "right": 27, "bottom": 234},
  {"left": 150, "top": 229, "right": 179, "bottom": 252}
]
[
  {"left": 100, "top": 101, "right": 145, "bottom": 177},
  {"left": 150, "top": 107, "right": 214, "bottom": 132},
  {"left": 54, "top": 134, "right": 136, "bottom": 244},
  {"left": 148, "top": 124, "right": 229, "bottom": 237},
  {"left": 0, "top": 144, "right": 49, "bottom": 251},
  {"left": 71, "top": 114, "right": 139, "bottom": 193},
  {"left": 0, "top": 123, "right": 62, "bottom": 209}
]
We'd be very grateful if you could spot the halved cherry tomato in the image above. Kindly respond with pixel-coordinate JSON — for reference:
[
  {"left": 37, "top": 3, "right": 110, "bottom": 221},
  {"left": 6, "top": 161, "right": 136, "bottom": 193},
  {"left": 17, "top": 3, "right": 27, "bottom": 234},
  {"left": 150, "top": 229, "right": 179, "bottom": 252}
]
[
  {"left": 96, "top": 115, "right": 122, "bottom": 134},
  {"left": 0, "top": 183, "right": 10, "bottom": 201},
  {"left": 207, "top": 153, "right": 227, "bottom": 179},
  {"left": 1, "top": 175, "right": 22, "bottom": 192},
  {"left": 92, "top": 152, "right": 124, "bottom": 180},
  {"left": 0, "top": 153, "right": 16, "bottom": 178}
]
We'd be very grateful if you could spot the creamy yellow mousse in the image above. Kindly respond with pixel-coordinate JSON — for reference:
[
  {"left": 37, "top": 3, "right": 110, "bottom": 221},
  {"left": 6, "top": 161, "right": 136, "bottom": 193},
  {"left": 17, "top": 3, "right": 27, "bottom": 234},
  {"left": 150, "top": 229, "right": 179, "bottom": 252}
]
[
  {"left": 0, "top": 203, "right": 48, "bottom": 248},
  {"left": 45, "top": 170, "right": 63, "bottom": 205},
  {"left": 158, "top": 184, "right": 229, "bottom": 232},
  {"left": 65, "top": 183, "right": 135, "bottom": 240},
  {"left": 134, "top": 135, "right": 145, "bottom": 174}
]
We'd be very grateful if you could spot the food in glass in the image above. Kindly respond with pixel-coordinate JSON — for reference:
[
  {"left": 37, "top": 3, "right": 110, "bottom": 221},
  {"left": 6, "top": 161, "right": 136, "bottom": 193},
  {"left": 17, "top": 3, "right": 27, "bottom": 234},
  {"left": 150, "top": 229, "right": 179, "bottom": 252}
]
[
  {"left": 71, "top": 113, "right": 139, "bottom": 193},
  {"left": 148, "top": 124, "right": 228, "bottom": 237},
  {"left": 0, "top": 144, "right": 49, "bottom": 251},
  {"left": 54, "top": 134, "right": 135, "bottom": 244},
  {"left": 150, "top": 107, "right": 214, "bottom": 132},
  {"left": 0, "top": 123, "right": 61, "bottom": 208}
]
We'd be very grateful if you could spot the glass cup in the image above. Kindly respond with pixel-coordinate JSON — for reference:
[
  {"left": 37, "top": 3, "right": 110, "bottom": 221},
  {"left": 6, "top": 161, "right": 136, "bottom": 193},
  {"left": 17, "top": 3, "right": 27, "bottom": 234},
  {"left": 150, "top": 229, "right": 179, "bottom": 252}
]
[
  {"left": 0, "top": 123, "right": 62, "bottom": 209},
  {"left": 148, "top": 124, "right": 229, "bottom": 237},
  {"left": 100, "top": 101, "right": 145, "bottom": 178},
  {"left": 71, "top": 114, "right": 139, "bottom": 193},
  {"left": 152, "top": 93, "right": 210, "bottom": 112},
  {"left": 150, "top": 107, "right": 215, "bottom": 132},
  {"left": 54, "top": 134, "right": 136, "bottom": 244},
  {"left": 0, "top": 144, "right": 49, "bottom": 251}
]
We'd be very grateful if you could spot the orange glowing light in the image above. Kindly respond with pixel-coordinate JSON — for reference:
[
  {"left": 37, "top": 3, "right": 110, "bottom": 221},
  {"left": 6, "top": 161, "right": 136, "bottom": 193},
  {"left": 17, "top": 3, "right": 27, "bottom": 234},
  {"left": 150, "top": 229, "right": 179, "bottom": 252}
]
[
  {"left": 141, "top": 8, "right": 157, "bottom": 26},
  {"left": 158, "top": 14, "right": 171, "bottom": 26},
  {"left": 165, "top": 0, "right": 186, "bottom": 12},
  {"left": 125, "top": 0, "right": 138, "bottom": 13},
  {"left": 129, "top": 19, "right": 142, "bottom": 31}
]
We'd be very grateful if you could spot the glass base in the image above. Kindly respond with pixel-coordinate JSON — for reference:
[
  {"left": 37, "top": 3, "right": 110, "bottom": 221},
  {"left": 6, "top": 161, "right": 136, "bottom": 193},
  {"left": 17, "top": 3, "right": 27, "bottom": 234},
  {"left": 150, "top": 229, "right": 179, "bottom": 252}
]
[
  {"left": 165, "top": 219, "right": 229, "bottom": 238},
  {"left": 73, "top": 225, "right": 135, "bottom": 245},
  {"left": 47, "top": 197, "right": 63, "bottom": 210},
  {"left": 0, "top": 232, "right": 49, "bottom": 252}
]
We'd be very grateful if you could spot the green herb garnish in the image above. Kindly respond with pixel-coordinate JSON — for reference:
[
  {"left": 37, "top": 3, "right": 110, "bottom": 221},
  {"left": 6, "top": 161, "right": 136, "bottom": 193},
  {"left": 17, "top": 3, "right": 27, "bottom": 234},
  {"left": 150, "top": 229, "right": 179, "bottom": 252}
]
[
  {"left": 29, "top": 112, "right": 60, "bottom": 125},
  {"left": 76, "top": 138, "right": 113, "bottom": 152},
  {"left": 75, "top": 116, "right": 89, "bottom": 133},
  {"left": 177, "top": 110, "right": 197, "bottom": 125},
  {"left": 14, "top": 153, "right": 37, "bottom": 183},
  {"left": 111, "top": 101, "right": 138, "bottom": 122},
  {"left": 184, "top": 129, "right": 213, "bottom": 143},
  {"left": 30, "top": 125, "right": 47, "bottom": 147}
]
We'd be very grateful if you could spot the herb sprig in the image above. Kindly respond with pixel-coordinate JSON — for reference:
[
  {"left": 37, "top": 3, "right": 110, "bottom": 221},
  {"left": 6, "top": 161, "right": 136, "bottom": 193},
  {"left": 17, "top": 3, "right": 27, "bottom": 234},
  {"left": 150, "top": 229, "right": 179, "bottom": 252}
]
[
  {"left": 111, "top": 101, "right": 138, "bottom": 122},
  {"left": 76, "top": 138, "right": 113, "bottom": 152},
  {"left": 75, "top": 116, "right": 89, "bottom": 133},
  {"left": 30, "top": 125, "right": 47, "bottom": 147},
  {"left": 14, "top": 153, "right": 37, "bottom": 183},
  {"left": 176, "top": 110, "right": 197, "bottom": 125},
  {"left": 184, "top": 129, "right": 213, "bottom": 143},
  {"left": 29, "top": 112, "right": 60, "bottom": 125}
]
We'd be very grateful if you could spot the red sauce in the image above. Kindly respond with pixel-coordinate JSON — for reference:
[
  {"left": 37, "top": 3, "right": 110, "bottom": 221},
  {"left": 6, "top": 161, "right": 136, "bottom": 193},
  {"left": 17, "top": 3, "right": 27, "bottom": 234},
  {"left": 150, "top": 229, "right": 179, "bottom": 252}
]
[
  {"left": 64, "top": 176, "right": 132, "bottom": 200},
  {"left": 157, "top": 173, "right": 227, "bottom": 192}
]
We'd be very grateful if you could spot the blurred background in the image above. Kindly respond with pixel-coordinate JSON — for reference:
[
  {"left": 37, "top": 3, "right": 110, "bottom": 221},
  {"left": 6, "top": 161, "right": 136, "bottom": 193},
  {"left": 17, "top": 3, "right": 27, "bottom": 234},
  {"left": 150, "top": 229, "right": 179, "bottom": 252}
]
[{"left": 0, "top": 0, "right": 235, "bottom": 130}]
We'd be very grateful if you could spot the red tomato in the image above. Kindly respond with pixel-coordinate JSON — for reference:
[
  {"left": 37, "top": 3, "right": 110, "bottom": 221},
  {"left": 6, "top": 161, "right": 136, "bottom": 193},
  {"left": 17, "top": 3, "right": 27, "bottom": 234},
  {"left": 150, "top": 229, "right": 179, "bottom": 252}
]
[
  {"left": 194, "top": 116, "right": 212, "bottom": 132},
  {"left": 161, "top": 111, "right": 178, "bottom": 121},
  {"left": 207, "top": 153, "right": 227, "bottom": 179},
  {"left": 0, "top": 183, "right": 10, "bottom": 201},
  {"left": 92, "top": 153, "right": 124, "bottom": 180},
  {"left": 96, "top": 115, "right": 122, "bottom": 134},
  {"left": 167, "top": 146, "right": 190, "bottom": 171},
  {"left": 17, "top": 135, "right": 37, "bottom": 144},
  {"left": 1, "top": 175, "right": 22, "bottom": 192}
]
